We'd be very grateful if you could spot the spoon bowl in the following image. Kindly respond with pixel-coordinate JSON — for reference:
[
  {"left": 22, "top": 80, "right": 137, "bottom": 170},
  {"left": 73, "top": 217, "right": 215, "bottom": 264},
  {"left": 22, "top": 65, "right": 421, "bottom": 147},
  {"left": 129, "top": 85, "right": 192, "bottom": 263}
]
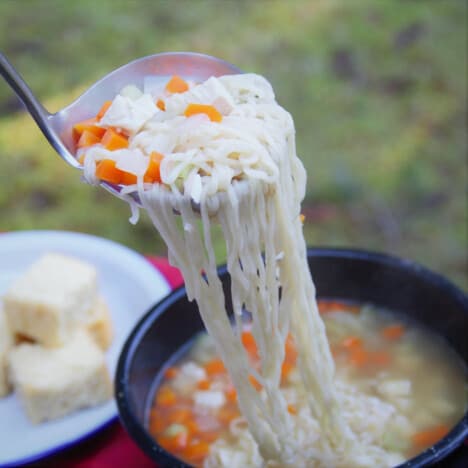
[{"left": 0, "top": 52, "right": 241, "bottom": 202}]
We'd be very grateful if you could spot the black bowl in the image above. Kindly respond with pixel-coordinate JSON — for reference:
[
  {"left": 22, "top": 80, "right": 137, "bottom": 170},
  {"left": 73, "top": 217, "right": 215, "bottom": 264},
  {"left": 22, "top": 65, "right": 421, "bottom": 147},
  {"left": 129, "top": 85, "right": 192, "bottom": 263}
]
[{"left": 116, "top": 248, "right": 468, "bottom": 468}]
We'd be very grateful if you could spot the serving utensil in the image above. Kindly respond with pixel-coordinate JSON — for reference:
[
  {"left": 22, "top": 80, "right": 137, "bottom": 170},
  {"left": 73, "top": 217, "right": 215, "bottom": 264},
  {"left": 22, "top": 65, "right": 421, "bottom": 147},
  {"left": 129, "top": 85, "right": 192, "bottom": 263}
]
[{"left": 0, "top": 51, "right": 241, "bottom": 203}]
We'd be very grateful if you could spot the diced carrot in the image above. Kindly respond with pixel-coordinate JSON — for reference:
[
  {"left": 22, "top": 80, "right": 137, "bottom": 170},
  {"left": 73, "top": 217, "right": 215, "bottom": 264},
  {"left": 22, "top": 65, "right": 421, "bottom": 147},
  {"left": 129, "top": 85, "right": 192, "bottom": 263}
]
[
  {"left": 96, "top": 100, "right": 112, "bottom": 120},
  {"left": 204, "top": 359, "right": 226, "bottom": 376},
  {"left": 341, "top": 336, "right": 363, "bottom": 350},
  {"left": 101, "top": 128, "right": 129, "bottom": 151},
  {"left": 148, "top": 412, "right": 166, "bottom": 434},
  {"left": 249, "top": 374, "right": 263, "bottom": 391},
  {"left": 198, "top": 431, "right": 219, "bottom": 443},
  {"left": 144, "top": 151, "right": 164, "bottom": 183},
  {"left": 168, "top": 408, "right": 192, "bottom": 424},
  {"left": 72, "top": 117, "right": 106, "bottom": 142},
  {"left": 318, "top": 301, "right": 360, "bottom": 314},
  {"left": 241, "top": 331, "right": 258, "bottom": 358},
  {"left": 184, "top": 103, "right": 222, "bottom": 122},
  {"left": 217, "top": 406, "right": 239, "bottom": 425},
  {"left": 382, "top": 324, "right": 405, "bottom": 340},
  {"left": 77, "top": 129, "right": 101, "bottom": 149},
  {"left": 120, "top": 171, "right": 138, "bottom": 185},
  {"left": 182, "top": 440, "right": 210, "bottom": 463},
  {"left": 159, "top": 430, "right": 189, "bottom": 452},
  {"left": 185, "top": 418, "right": 199, "bottom": 435},
  {"left": 287, "top": 404, "right": 297, "bottom": 415},
  {"left": 156, "top": 386, "right": 177, "bottom": 407},
  {"left": 371, "top": 350, "right": 391, "bottom": 366},
  {"left": 411, "top": 424, "right": 449, "bottom": 447},
  {"left": 156, "top": 99, "right": 166, "bottom": 111},
  {"left": 299, "top": 214, "right": 305, "bottom": 223},
  {"left": 348, "top": 347, "right": 369, "bottom": 367},
  {"left": 285, "top": 334, "right": 298, "bottom": 363},
  {"left": 197, "top": 379, "right": 211, "bottom": 390},
  {"left": 225, "top": 386, "right": 237, "bottom": 402},
  {"left": 281, "top": 361, "right": 294, "bottom": 382},
  {"left": 166, "top": 75, "right": 189, "bottom": 94},
  {"left": 95, "top": 159, "right": 123, "bottom": 184},
  {"left": 164, "top": 367, "right": 178, "bottom": 380}
]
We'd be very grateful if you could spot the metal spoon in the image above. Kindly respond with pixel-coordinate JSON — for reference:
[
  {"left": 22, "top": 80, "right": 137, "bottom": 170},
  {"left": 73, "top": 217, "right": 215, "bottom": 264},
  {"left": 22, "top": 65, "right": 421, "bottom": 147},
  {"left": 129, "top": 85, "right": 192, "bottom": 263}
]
[{"left": 0, "top": 51, "right": 241, "bottom": 203}]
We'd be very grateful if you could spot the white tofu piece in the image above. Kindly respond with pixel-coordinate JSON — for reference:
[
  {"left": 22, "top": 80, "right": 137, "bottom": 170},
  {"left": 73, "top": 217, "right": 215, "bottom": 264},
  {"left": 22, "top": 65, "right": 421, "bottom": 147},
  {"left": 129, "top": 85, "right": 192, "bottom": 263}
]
[
  {"left": 4, "top": 253, "right": 98, "bottom": 347},
  {"left": 8, "top": 329, "right": 112, "bottom": 424},
  {"left": 0, "top": 304, "right": 13, "bottom": 397},
  {"left": 194, "top": 390, "right": 226, "bottom": 409},
  {"left": 100, "top": 94, "right": 157, "bottom": 135}
]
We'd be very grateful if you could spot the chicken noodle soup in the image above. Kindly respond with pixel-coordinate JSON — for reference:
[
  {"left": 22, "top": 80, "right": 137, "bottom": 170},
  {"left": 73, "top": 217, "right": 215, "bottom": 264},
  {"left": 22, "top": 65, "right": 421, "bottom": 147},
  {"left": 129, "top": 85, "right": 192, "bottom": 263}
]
[
  {"left": 149, "top": 302, "right": 467, "bottom": 467},
  {"left": 76, "top": 71, "right": 467, "bottom": 467}
]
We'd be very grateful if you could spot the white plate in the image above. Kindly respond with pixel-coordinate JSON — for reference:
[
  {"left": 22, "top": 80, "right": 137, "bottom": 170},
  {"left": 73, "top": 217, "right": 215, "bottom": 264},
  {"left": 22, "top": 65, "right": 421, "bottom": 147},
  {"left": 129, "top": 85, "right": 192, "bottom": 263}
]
[{"left": 0, "top": 230, "right": 171, "bottom": 466}]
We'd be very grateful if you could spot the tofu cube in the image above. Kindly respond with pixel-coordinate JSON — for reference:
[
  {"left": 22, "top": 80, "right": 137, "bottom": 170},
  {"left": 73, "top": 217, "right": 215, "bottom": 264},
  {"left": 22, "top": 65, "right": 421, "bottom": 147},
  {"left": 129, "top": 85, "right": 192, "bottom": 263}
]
[
  {"left": 4, "top": 253, "right": 98, "bottom": 347},
  {"left": 8, "top": 329, "right": 112, "bottom": 424}
]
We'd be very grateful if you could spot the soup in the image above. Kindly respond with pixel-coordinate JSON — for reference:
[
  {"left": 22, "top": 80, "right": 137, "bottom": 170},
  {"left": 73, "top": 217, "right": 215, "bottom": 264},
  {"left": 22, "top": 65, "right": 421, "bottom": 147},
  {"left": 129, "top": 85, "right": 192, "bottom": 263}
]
[{"left": 149, "top": 301, "right": 467, "bottom": 467}]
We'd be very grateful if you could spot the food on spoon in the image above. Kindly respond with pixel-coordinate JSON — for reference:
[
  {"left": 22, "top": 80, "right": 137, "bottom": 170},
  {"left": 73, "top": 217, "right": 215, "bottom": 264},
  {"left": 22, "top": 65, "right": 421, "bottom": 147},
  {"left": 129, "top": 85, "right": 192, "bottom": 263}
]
[
  {"left": 3, "top": 253, "right": 98, "bottom": 347},
  {"left": 0, "top": 305, "right": 13, "bottom": 397},
  {"left": 8, "top": 329, "right": 112, "bottom": 424}
]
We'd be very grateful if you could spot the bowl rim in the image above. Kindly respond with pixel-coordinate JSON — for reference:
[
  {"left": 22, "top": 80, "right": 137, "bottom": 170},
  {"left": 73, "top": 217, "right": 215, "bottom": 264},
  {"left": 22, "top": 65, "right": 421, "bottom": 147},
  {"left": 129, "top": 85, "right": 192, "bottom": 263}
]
[{"left": 115, "top": 247, "right": 468, "bottom": 468}]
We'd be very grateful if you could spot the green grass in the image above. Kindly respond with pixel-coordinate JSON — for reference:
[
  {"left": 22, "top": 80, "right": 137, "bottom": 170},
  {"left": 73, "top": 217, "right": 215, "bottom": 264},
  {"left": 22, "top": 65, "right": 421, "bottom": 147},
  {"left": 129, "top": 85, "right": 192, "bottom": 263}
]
[{"left": 0, "top": 0, "right": 466, "bottom": 288}]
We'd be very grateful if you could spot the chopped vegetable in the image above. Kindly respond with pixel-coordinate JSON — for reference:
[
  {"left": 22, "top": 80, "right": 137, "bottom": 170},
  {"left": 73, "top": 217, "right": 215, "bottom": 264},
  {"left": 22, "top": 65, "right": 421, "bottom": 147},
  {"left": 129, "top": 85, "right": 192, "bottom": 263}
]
[
  {"left": 287, "top": 404, "right": 297, "bottom": 415},
  {"left": 204, "top": 359, "right": 226, "bottom": 375},
  {"left": 101, "top": 128, "right": 129, "bottom": 151},
  {"left": 164, "top": 367, "right": 178, "bottom": 379},
  {"left": 249, "top": 374, "right": 263, "bottom": 391},
  {"left": 144, "top": 151, "right": 164, "bottom": 183},
  {"left": 182, "top": 441, "right": 210, "bottom": 464},
  {"left": 156, "top": 99, "right": 166, "bottom": 111},
  {"left": 166, "top": 75, "right": 189, "bottom": 94},
  {"left": 156, "top": 386, "right": 177, "bottom": 407},
  {"left": 382, "top": 324, "right": 405, "bottom": 340},
  {"left": 318, "top": 301, "right": 360, "bottom": 314},
  {"left": 95, "top": 159, "right": 123, "bottom": 184},
  {"left": 184, "top": 103, "right": 223, "bottom": 122},
  {"left": 96, "top": 101, "right": 112, "bottom": 120},
  {"left": 411, "top": 424, "right": 449, "bottom": 447},
  {"left": 341, "top": 336, "right": 363, "bottom": 350},
  {"left": 77, "top": 129, "right": 101, "bottom": 149},
  {"left": 72, "top": 117, "right": 106, "bottom": 143}
]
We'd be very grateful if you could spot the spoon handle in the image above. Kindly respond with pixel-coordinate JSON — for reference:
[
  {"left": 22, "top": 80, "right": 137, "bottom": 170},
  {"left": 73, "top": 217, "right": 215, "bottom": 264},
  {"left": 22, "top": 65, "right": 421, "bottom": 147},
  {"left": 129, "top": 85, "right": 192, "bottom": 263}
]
[{"left": 0, "top": 52, "right": 51, "bottom": 122}]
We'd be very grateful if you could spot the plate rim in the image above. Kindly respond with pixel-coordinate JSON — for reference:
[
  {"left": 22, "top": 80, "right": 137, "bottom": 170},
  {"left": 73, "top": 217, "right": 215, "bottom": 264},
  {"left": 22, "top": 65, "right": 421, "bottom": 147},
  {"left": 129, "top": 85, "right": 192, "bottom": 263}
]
[{"left": 0, "top": 229, "right": 171, "bottom": 467}]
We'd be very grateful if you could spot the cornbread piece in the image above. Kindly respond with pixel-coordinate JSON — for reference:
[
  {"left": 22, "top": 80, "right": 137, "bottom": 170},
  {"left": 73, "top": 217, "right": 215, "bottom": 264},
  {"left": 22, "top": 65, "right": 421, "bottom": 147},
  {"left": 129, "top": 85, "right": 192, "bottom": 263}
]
[
  {"left": 0, "top": 304, "right": 13, "bottom": 397},
  {"left": 4, "top": 253, "right": 98, "bottom": 347},
  {"left": 8, "top": 329, "right": 112, "bottom": 424},
  {"left": 86, "top": 296, "right": 113, "bottom": 350}
]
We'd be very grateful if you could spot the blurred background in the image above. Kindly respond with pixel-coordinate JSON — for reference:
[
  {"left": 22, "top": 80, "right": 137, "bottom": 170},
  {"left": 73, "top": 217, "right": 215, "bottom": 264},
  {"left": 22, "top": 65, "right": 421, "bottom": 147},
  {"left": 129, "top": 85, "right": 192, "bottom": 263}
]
[{"left": 0, "top": 0, "right": 466, "bottom": 288}]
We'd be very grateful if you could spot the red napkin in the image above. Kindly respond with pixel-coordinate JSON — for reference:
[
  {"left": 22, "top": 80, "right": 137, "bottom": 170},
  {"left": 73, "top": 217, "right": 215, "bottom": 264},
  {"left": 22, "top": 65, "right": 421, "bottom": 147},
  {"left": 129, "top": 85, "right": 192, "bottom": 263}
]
[{"left": 26, "top": 257, "right": 183, "bottom": 468}]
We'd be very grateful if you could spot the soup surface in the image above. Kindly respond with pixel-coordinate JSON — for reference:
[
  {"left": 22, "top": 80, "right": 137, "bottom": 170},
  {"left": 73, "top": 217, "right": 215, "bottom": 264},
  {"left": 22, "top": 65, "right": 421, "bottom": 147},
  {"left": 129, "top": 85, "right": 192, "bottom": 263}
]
[{"left": 149, "top": 301, "right": 467, "bottom": 467}]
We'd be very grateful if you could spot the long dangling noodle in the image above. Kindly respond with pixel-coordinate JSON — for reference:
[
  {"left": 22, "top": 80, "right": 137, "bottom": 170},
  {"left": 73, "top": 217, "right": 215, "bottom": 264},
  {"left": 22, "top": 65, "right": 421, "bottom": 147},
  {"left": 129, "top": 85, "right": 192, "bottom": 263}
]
[{"left": 82, "top": 74, "right": 407, "bottom": 467}]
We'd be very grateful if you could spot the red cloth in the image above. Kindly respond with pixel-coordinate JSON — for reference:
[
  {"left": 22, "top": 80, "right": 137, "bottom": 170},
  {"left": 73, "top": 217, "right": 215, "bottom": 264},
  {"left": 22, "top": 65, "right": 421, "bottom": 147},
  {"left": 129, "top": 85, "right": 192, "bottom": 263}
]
[{"left": 27, "top": 257, "right": 183, "bottom": 468}]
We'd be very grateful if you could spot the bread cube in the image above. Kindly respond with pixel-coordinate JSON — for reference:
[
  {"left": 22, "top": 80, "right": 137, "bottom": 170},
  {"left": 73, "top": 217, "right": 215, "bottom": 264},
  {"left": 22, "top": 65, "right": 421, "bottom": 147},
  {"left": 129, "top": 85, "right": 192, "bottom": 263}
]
[
  {"left": 4, "top": 253, "right": 98, "bottom": 347},
  {"left": 8, "top": 329, "right": 112, "bottom": 424},
  {"left": 0, "top": 304, "right": 13, "bottom": 397},
  {"left": 87, "top": 296, "right": 113, "bottom": 350}
]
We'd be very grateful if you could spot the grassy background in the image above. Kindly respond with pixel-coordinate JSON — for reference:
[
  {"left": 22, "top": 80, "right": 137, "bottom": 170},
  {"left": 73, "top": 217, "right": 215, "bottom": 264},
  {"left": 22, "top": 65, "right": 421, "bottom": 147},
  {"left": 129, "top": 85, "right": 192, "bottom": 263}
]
[{"left": 0, "top": 0, "right": 466, "bottom": 289}]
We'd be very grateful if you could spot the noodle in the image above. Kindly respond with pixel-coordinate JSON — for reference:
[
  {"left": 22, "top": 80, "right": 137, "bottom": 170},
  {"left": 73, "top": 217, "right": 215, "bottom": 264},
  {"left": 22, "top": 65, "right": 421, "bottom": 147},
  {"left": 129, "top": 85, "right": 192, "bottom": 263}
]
[{"left": 82, "top": 74, "right": 407, "bottom": 467}]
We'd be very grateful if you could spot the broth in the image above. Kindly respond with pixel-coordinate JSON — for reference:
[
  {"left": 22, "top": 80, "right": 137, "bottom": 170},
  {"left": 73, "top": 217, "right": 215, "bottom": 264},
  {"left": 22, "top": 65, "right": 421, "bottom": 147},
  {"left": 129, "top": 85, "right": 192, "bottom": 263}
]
[{"left": 149, "top": 301, "right": 467, "bottom": 467}]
